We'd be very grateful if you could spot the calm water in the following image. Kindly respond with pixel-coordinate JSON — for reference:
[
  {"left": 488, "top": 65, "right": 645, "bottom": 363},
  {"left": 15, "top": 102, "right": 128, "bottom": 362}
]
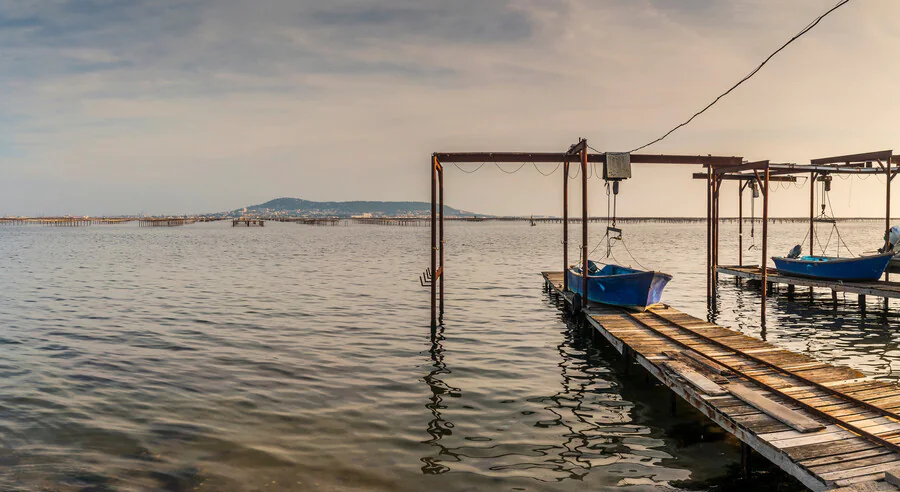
[{"left": 0, "top": 220, "right": 898, "bottom": 491}]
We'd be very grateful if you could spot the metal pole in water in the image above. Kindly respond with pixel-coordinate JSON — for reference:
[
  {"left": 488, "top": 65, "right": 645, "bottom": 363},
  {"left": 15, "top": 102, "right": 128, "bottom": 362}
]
[
  {"left": 761, "top": 167, "right": 770, "bottom": 325},
  {"left": 738, "top": 181, "right": 743, "bottom": 266},
  {"left": 430, "top": 155, "right": 437, "bottom": 331},
  {"left": 581, "top": 142, "right": 589, "bottom": 310},
  {"left": 563, "top": 161, "right": 569, "bottom": 292},
  {"left": 438, "top": 160, "right": 444, "bottom": 319}
]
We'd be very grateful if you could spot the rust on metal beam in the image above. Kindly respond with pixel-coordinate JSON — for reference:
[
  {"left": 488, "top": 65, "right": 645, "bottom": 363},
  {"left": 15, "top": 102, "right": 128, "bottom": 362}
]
[
  {"left": 691, "top": 173, "right": 795, "bottom": 182},
  {"left": 714, "top": 160, "right": 769, "bottom": 175},
  {"left": 634, "top": 154, "right": 742, "bottom": 166},
  {"left": 810, "top": 150, "right": 893, "bottom": 165},
  {"left": 434, "top": 152, "right": 743, "bottom": 166},
  {"left": 766, "top": 163, "right": 900, "bottom": 176}
]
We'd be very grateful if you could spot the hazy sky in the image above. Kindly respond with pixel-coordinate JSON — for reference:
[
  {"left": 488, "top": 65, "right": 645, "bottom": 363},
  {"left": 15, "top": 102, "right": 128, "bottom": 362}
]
[{"left": 2, "top": 0, "right": 899, "bottom": 216}]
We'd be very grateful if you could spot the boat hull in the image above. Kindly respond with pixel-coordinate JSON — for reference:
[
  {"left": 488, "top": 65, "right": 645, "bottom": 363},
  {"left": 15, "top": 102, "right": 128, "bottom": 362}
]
[
  {"left": 566, "top": 265, "right": 672, "bottom": 311},
  {"left": 772, "top": 253, "right": 893, "bottom": 281}
]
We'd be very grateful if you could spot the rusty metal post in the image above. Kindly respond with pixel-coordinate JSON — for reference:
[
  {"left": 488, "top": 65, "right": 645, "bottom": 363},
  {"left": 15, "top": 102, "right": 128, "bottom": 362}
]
[
  {"left": 738, "top": 181, "right": 744, "bottom": 266},
  {"left": 581, "top": 143, "right": 589, "bottom": 309},
  {"left": 761, "top": 167, "right": 770, "bottom": 324},
  {"left": 886, "top": 161, "right": 891, "bottom": 309},
  {"left": 706, "top": 168, "right": 712, "bottom": 298},
  {"left": 713, "top": 176, "right": 721, "bottom": 287},
  {"left": 430, "top": 155, "right": 437, "bottom": 330},
  {"left": 888, "top": 161, "right": 892, "bottom": 245},
  {"left": 438, "top": 160, "right": 444, "bottom": 319},
  {"left": 810, "top": 172, "right": 815, "bottom": 255},
  {"left": 563, "top": 161, "right": 569, "bottom": 291}
]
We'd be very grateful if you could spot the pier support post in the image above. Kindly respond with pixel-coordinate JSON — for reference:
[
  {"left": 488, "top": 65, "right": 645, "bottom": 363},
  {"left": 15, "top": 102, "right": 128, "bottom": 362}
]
[
  {"left": 741, "top": 442, "right": 752, "bottom": 478},
  {"left": 859, "top": 295, "right": 867, "bottom": 313},
  {"left": 832, "top": 290, "right": 838, "bottom": 307}
]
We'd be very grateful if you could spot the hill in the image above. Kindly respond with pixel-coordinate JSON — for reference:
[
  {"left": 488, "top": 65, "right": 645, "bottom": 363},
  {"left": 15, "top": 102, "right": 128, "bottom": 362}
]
[{"left": 233, "top": 198, "right": 476, "bottom": 218}]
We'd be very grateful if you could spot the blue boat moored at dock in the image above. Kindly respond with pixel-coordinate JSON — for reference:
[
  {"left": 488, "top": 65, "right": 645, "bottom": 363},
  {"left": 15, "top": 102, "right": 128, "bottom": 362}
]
[
  {"left": 771, "top": 252, "right": 893, "bottom": 282},
  {"left": 566, "top": 261, "right": 672, "bottom": 311}
]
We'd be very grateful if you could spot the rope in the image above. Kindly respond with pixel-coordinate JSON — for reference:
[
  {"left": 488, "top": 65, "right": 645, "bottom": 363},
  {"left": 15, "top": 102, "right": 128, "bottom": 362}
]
[
  {"left": 620, "top": 238, "right": 650, "bottom": 271},
  {"left": 826, "top": 189, "right": 856, "bottom": 256}
]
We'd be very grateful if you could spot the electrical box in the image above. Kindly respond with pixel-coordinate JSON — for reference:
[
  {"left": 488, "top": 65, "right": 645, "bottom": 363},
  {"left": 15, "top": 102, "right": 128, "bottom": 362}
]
[{"left": 604, "top": 152, "right": 632, "bottom": 180}]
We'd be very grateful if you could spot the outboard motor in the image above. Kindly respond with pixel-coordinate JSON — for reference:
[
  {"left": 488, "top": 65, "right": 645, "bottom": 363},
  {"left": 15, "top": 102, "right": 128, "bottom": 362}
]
[
  {"left": 787, "top": 244, "right": 802, "bottom": 259},
  {"left": 881, "top": 226, "right": 900, "bottom": 254}
]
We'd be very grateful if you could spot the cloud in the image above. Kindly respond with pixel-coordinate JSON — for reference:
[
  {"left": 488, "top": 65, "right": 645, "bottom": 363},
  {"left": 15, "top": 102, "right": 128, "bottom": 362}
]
[{"left": 0, "top": 0, "right": 898, "bottom": 216}]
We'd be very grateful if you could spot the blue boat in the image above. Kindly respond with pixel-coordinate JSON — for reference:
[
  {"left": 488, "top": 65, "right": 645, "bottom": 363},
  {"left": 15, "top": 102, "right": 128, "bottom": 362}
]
[
  {"left": 566, "top": 261, "right": 673, "bottom": 311},
  {"left": 771, "top": 252, "right": 893, "bottom": 281}
]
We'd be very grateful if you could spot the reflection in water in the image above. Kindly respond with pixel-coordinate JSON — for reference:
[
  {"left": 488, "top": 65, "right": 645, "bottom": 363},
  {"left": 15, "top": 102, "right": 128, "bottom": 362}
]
[
  {"left": 421, "top": 325, "right": 461, "bottom": 475},
  {"left": 417, "top": 292, "right": 703, "bottom": 488}
]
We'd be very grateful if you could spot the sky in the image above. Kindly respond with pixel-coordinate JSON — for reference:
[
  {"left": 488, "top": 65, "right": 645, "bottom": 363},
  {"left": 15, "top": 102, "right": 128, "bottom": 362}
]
[{"left": 1, "top": 0, "right": 899, "bottom": 217}]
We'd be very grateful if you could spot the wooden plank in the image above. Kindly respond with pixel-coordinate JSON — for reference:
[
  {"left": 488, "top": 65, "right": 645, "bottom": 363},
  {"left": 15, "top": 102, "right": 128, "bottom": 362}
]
[
  {"left": 730, "top": 383, "right": 826, "bottom": 433},
  {"left": 810, "top": 452, "right": 900, "bottom": 475},
  {"left": 660, "top": 360, "right": 728, "bottom": 396},
  {"left": 830, "top": 481, "right": 899, "bottom": 491},
  {"left": 662, "top": 350, "right": 730, "bottom": 380},
  {"left": 787, "top": 438, "right": 883, "bottom": 461},
  {"left": 821, "top": 459, "right": 900, "bottom": 481},
  {"left": 885, "top": 467, "right": 900, "bottom": 487}
]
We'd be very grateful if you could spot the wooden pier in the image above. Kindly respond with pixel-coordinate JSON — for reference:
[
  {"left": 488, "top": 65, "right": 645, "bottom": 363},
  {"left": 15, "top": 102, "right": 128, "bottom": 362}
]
[
  {"left": 718, "top": 265, "right": 900, "bottom": 305},
  {"left": 232, "top": 218, "right": 264, "bottom": 227},
  {"left": 138, "top": 218, "right": 197, "bottom": 227},
  {"left": 543, "top": 271, "right": 900, "bottom": 491},
  {"left": 0, "top": 217, "right": 135, "bottom": 226}
]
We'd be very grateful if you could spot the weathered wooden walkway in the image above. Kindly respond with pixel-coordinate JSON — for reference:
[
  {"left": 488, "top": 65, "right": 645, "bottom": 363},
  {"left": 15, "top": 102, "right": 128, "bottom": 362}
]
[
  {"left": 543, "top": 271, "right": 900, "bottom": 491},
  {"left": 718, "top": 265, "right": 900, "bottom": 302}
]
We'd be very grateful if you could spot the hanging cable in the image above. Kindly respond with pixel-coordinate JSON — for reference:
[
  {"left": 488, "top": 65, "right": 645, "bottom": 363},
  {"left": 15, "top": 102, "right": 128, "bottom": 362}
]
[
  {"left": 628, "top": 0, "right": 852, "bottom": 153},
  {"left": 495, "top": 163, "right": 526, "bottom": 174},
  {"left": 533, "top": 162, "right": 561, "bottom": 176},
  {"left": 825, "top": 187, "right": 856, "bottom": 256},
  {"left": 748, "top": 181, "right": 758, "bottom": 250},
  {"left": 453, "top": 162, "right": 485, "bottom": 174},
  {"left": 567, "top": 164, "right": 580, "bottom": 179}
]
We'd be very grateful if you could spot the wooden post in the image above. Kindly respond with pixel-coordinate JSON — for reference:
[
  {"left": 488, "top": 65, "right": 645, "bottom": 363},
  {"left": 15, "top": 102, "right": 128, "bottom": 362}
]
[
  {"left": 581, "top": 142, "right": 589, "bottom": 309},
  {"left": 563, "top": 161, "right": 569, "bottom": 291},
  {"left": 761, "top": 167, "right": 770, "bottom": 324}
]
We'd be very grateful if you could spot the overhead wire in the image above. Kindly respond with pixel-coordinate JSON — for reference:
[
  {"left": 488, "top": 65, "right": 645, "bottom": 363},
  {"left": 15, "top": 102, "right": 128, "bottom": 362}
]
[
  {"left": 453, "top": 162, "right": 485, "bottom": 174},
  {"left": 533, "top": 162, "right": 561, "bottom": 176},
  {"left": 495, "top": 163, "right": 526, "bottom": 174},
  {"left": 627, "top": 0, "right": 852, "bottom": 153}
]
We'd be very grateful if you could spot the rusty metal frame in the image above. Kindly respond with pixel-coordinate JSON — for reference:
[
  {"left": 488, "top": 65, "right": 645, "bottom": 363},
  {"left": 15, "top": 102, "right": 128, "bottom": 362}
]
[
  {"left": 429, "top": 144, "right": 745, "bottom": 329},
  {"left": 706, "top": 150, "right": 900, "bottom": 323}
]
